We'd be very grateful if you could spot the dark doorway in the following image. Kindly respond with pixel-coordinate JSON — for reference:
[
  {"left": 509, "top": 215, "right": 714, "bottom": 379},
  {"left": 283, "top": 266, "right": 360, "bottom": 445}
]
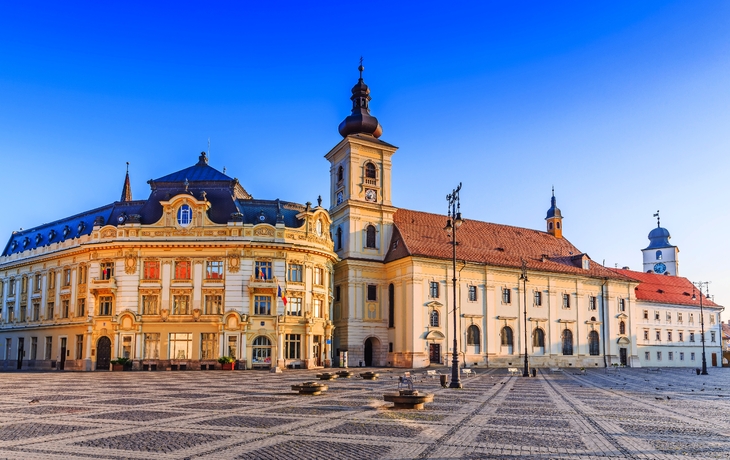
[
  {"left": 619, "top": 348, "right": 627, "bottom": 366},
  {"left": 364, "top": 338, "right": 373, "bottom": 366},
  {"left": 96, "top": 337, "right": 111, "bottom": 371},
  {"left": 429, "top": 343, "right": 441, "bottom": 364},
  {"left": 712, "top": 353, "right": 718, "bottom": 367},
  {"left": 59, "top": 337, "right": 67, "bottom": 370},
  {"left": 17, "top": 338, "right": 24, "bottom": 370}
]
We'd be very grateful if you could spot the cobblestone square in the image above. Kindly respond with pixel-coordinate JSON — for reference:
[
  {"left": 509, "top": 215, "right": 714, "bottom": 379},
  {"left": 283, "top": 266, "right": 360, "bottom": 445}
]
[{"left": 0, "top": 367, "right": 728, "bottom": 459}]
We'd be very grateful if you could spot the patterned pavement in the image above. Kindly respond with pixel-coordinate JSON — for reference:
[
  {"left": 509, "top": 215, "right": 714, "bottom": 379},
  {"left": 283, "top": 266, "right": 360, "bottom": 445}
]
[{"left": 0, "top": 367, "right": 728, "bottom": 459}]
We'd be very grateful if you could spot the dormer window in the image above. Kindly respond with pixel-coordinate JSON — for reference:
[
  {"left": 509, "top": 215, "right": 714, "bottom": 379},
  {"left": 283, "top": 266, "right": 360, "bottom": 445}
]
[{"left": 177, "top": 204, "right": 192, "bottom": 227}]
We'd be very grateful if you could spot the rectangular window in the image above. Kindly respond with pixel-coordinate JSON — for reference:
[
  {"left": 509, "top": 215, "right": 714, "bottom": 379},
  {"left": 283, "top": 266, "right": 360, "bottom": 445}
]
[
  {"left": 204, "top": 294, "right": 222, "bottom": 315},
  {"left": 172, "top": 295, "right": 190, "bottom": 315},
  {"left": 78, "top": 266, "right": 87, "bottom": 285},
  {"left": 254, "top": 296, "right": 271, "bottom": 315},
  {"left": 335, "top": 285, "right": 341, "bottom": 302},
  {"left": 589, "top": 296, "right": 596, "bottom": 310},
  {"left": 44, "top": 337, "right": 52, "bottom": 360},
  {"left": 690, "top": 332, "right": 695, "bottom": 343},
  {"left": 34, "top": 274, "right": 42, "bottom": 292},
  {"left": 142, "top": 295, "right": 159, "bottom": 315},
  {"left": 47, "top": 273, "right": 55, "bottom": 290},
  {"left": 678, "top": 312, "right": 683, "bottom": 323},
  {"left": 169, "top": 333, "right": 192, "bottom": 360},
  {"left": 255, "top": 261, "right": 272, "bottom": 280},
  {"left": 468, "top": 285, "right": 477, "bottom": 302},
  {"left": 502, "top": 288, "right": 511, "bottom": 304},
  {"left": 174, "top": 261, "right": 192, "bottom": 280},
  {"left": 657, "top": 351, "right": 662, "bottom": 361},
  {"left": 19, "top": 304, "right": 27, "bottom": 322},
  {"left": 562, "top": 294, "right": 570, "bottom": 309},
  {"left": 667, "top": 331, "right": 672, "bottom": 342},
  {"left": 144, "top": 333, "right": 160, "bottom": 359},
  {"left": 143, "top": 261, "right": 160, "bottom": 280},
  {"left": 666, "top": 312, "right": 672, "bottom": 323},
  {"left": 668, "top": 351, "right": 674, "bottom": 361},
  {"left": 32, "top": 302, "right": 40, "bottom": 321},
  {"left": 9, "top": 279, "right": 16, "bottom": 296},
  {"left": 643, "top": 310, "right": 649, "bottom": 320},
  {"left": 645, "top": 351, "right": 650, "bottom": 361},
  {"left": 8, "top": 305, "right": 14, "bottom": 322},
  {"left": 429, "top": 282, "right": 439, "bottom": 298},
  {"left": 30, "top": 337, "right": 37, "bottom": 360},
  {"left": 201, "top": 333, "right": 217, "bottom": 360},
  {"left": 678, "top": 331, "right": 684, "bottom": 342},
  {"left": 314, "top": 267, "right": 324, "bottom": 286},
  {"left": 285, "top": 334, "right": 301, "bottom": 359},
  {"left": 98, "top": 296, "right": 113, "bottom": 316},
  {"left": 99, "top": 263, "right": 113, "bottom": 281},
  {"left": 288, "top": 264, "right": 303, "bottom": 282},
  {"left": 654, "top": 311, "right": 660, "bottom": 321},
  {"left": 61, "top": 299, "right": 69, "bottom": 319},
  {"left": 76, "top": 298, "right": 85, "bottom": 317},
  {"left": 46, "top": 302, "right": 54, "bottom": 320},
  {"left": 206, "top": 261, "right": 224, "bottom": 280},
  {"left": 711, "top": 331, "right": 716, "bottom": 342},
  {"left": 680, "top": 352, "right": 685, "bottom": 361},
  {"left": 689, "top": 313, "right": 694, "bottom": 324},
  {"left": 691, "top": 352, "right": 696, "bottom": 361},
  {"left": 710, "top": 314, "right": 716, "bottom": 325},
  {"left": 21, "top": 276, "right": 28, "bottom": 294},
  {"left": 643, "top": 330, "right": 649, "bottom": 340},
  {"left": 287, "top": 297, "right": 302, "bottom": 316},
  {"left": 655, "top": 330, "right": 661, "bottom": 341},
  {"left": 4, "top": 338, "right": 10, "bottom": 360},
  {"left": 313, "top": 298, "right": 323, "bottom": 318},
  {"left": 75, "top": 334, "right": 84, "bottom": 360},
  {"left": 618, "top": 298, "right": 625, "bottom": 312},
  {"left": 367, "top": 284, "right": 377, "bottom": 301}
]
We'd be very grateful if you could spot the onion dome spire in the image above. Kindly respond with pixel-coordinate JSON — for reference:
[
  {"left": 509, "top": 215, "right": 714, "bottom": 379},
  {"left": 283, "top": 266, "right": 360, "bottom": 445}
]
[
  {"left": 338, "top": 58, "right": 383, "bottom": 138},
  {"left": 120, "top": 162, "right": 132, "bottom": 202},
  {"left": 545, "top": 186, "right": 563, "bottom": 238},
  {"left": 645, "top": 210, "right": 673, "bottom": 249}
]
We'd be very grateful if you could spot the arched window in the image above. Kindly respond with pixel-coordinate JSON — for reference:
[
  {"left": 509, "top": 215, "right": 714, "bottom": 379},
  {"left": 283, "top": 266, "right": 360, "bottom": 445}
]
[
  {"left": 388, "top": 284, "right": 395, "bottom": 328},
  {"left": 619, "top": 320, "right": 626, "bottom": 335},
  {"left": 549, "top": 222, "right": 554, "bottom": 230},
  {"left": 533, "top": 328, "right": 545, "bottom": 348},
  {"left": 561, "top": 329, "right": 573, "bottom": 355},
  {"left": 588, "top": 330, "right": 600, "bottom": 356},
  {"left": 336, "top": 227, "right": 342, "bottom": 251},
  {"left": 500, "top": 327, "right": 513, "bottom": 347},
  {"left": 656, "top": 250, "right": 662, "bottom": 260},
  {"left": 430, "top": 310, "right": 439, "bottom": 327},
  {"left": 467, "top": 325, "right": 480, "bottom": 346},
  {"left": 365, "top": 162, "right": 376, "bottom": 179},
  {"left": 252, "top": 336, "right": 272, "bottom": 366},
  {"left": 365, "top": 225, "right": 376, "bottom": 248},
  {"left": 556, "top": 222, "right": 561, "bottom": 229},
  {"left": 337, "top": 165, "right": 344, "bottom": 182}
]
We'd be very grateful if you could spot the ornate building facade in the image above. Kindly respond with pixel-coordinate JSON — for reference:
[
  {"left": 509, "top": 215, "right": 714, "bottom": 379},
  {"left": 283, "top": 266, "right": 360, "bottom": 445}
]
[{"left": 0, "top": 153, "right": 337, "bottom": 371}]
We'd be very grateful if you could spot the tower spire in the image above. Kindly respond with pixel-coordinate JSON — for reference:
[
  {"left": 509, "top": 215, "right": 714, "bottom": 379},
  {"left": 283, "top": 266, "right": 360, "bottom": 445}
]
[
  {"left": 338, "top": 58, "right": 383, "bottom": 138},
  {"left": 545, "top": 187, "right": 563, "bottom": 238},
  {"left": 120, "top": 162, "right": 132, "bottom": 202}
]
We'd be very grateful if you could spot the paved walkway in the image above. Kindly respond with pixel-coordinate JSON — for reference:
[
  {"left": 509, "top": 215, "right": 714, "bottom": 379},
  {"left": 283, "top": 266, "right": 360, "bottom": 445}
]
[{"left": 0, "top": 367, "right": 728, "bottom": 459}]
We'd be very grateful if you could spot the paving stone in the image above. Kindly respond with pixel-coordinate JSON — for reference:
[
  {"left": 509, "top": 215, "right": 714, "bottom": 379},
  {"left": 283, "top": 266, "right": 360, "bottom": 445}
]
[
  {"left": 0, "top": 423, "right": 92, "bottom": 441},
  {"left": 74, "top": 430, "right": 230, "bottom": 452},
  {"left": 196, "top": 415, "right": 297, "bottom": 429},
  {"left": 236, "top": 440, "right": 391, "bottom": 460}
]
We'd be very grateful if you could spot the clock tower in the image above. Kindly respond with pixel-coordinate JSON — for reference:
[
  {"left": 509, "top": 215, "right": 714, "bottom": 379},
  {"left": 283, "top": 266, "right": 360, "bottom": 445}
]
[
  {"left": 642, "top": 212, "right": 679, "bottom": 276},
  {"left": 325, "top": 62, "right": 397, "bottom": 368}
]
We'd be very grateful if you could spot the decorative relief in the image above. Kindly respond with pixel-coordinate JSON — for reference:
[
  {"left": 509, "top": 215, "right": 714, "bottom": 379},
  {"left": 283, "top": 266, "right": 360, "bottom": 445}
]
[
  {"left": 244, "top": 230, "right": 252, "bottom": 236},
  {"left": 100, "top": 228, "right": 116, "bottom": 239},
  {"left": 192, "top": 308, "right": 201, "bottom": 321},
  {"left": 160, "top": 309, "right": 169, "bottom": 321},
  {"left": 228, "top": 252, "right": 241, "bottom": 273},
  {"left": 124, "top": 251, "right": 137, "bottom": 275},
  {"left": 253, "top": 227, "right": 275, "bottom": 237}
]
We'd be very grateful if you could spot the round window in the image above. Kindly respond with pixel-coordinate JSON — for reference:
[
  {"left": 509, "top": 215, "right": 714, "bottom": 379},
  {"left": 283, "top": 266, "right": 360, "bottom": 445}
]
[{"left": 177, "top": 204, "right": 192, "bottom": 227}]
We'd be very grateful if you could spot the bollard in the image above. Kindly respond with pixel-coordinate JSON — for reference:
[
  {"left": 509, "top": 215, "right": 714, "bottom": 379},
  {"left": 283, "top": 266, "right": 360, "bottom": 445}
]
[
  {"left": 440, "top": 374, "right": 448, "bottom": 388},
  {"left": 531, "top": 368, "right": 537, "bottom": 377},
  {"left": 696, "top": 368, "right": 700, "bottom": 375}
]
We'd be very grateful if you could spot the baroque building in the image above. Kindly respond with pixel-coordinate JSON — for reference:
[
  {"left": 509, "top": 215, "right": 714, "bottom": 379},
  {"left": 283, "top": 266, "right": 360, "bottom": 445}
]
[{"left": 0, "top": 153, "right": 336, "bottom": 371}]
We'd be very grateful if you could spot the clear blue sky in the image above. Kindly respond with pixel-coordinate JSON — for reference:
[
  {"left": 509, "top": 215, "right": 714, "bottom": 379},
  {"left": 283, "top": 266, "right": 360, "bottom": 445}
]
[{"left": 1, "top": 2, "right": 728, "bottom": 306}]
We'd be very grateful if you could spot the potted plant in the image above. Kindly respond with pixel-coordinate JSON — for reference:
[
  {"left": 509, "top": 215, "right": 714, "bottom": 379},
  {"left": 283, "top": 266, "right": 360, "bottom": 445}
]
[
  {"left": 111, "top": 357, "right": 131, "bottom": 371},
  {"left": 218, "top": 356, "right": 235, "bottom": 370}
]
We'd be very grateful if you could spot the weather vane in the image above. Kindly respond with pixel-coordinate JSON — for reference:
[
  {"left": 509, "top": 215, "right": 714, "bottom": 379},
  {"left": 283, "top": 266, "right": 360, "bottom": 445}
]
[{"left": 653, "top": 210, "right": 660, "bottom": 227}]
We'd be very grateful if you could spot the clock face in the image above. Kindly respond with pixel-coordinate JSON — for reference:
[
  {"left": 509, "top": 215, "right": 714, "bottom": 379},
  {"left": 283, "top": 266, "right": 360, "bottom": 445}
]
[
  {"left": 336, "top": 191, "right": 344, "bottom": 205},
  {"left": 653, "top": 262, "right": 667, "bottom": 274},
  {"left": 365, "top": 189, "right": 377, "bottom": 202}
]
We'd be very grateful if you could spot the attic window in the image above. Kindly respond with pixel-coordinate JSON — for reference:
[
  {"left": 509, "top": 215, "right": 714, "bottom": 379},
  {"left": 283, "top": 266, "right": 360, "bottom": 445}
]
[
  {"left": 392, "top": 239, "right": 399, "bottom": 249},
  {"left": 495, "top": 247, "right": 504, "bottom": 252},
  {"left": 657, "top": 289, "right": 664, "bottom": 294},
  {"left": 177, "top": 205, "right": 192, "bottom": 227}
]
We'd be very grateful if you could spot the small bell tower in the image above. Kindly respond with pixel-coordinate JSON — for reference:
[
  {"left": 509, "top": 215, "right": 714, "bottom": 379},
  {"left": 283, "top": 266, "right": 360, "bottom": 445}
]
[{"left": 545, "top": 187, "right": 563, "bottom": 238}]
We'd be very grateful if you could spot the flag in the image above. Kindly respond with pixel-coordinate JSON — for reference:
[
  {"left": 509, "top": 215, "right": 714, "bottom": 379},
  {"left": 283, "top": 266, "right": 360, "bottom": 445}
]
[
  {"left": 278, "top": 284, "right": 288, "bottom": 306},
  {"left": 258, "top": 267, "right": 266, "bottom": 280}
]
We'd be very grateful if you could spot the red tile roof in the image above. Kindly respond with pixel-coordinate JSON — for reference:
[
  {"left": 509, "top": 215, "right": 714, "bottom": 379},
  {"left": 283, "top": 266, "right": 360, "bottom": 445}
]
[
  {"left": 612, "top": 268, "right": 723, "bottom": 309},
  {"left": 385, "top": 209, "right": 632, "bottom": 280}
]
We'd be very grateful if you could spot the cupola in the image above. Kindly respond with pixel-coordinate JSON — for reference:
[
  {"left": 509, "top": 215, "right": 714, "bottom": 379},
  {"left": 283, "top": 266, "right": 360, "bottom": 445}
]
[
  {"left": 338, "top": 59, "right": 383, "bottom": 138},
  {"left": 545, "top": 187, "right": 563, "bottom": 238}
]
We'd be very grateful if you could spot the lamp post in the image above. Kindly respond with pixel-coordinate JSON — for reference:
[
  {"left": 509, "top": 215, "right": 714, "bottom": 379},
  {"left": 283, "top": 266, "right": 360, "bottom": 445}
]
[
  {"left": 444, "top": 183, "right": 463, "bottom": 389},
  {"left": 692, "top": 281, "right": 711, "bottom": 375},
  {"left": 520, "top": 259, "right": 529, "bottom": 377}
]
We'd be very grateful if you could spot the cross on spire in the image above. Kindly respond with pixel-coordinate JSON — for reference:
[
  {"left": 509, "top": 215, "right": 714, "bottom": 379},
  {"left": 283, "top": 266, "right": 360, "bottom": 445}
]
[{"left": 653, "top": 210, "right": 660, "bottom": 227}]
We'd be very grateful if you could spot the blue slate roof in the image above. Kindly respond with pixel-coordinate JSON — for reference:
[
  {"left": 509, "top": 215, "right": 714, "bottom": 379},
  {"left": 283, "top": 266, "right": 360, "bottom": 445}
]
[{"left": 154, "top": 153, "right": 233, "bottom": 182}]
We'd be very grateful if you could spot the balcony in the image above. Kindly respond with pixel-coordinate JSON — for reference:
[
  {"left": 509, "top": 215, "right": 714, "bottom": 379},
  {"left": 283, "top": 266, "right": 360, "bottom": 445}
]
[{"left": 249, "top": 275, "right": 278, "bottom": 293}]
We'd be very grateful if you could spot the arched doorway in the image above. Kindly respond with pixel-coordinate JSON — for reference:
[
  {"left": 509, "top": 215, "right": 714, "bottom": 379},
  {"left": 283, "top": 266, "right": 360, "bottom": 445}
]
[
  {"left": 96, "top": 337, "right": 111, "bottom": 371},
  {"left": 364, "top": 338, "right": 374, "bottom": 366}
]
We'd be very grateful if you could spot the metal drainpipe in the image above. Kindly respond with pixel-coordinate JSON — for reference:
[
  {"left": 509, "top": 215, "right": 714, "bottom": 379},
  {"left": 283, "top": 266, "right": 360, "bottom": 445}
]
[{"left": 601, "top": 278, "right": 608, "bottom": 367}]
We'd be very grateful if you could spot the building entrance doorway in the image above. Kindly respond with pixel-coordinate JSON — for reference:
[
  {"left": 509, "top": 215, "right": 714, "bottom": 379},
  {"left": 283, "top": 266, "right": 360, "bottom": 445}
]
[
  {"left": 59, "top": 338, "right": 67, "bottom": 370},
  {"left": 313, "top": 336, "right": 322, "bottom": 367},
  {"left": 364, "top": 338, "right": 374, "bottom": 366},
  {"left": 96, "top": 337, "right": 111, "bottom": 371},
  {"left": 17, "top": 338, "right": 24, "bottom": 370},
  {"left": 712, "top": 353, "right": 717, "bottom": 367},
  {"left": 429, "top": 343, "right": 441, "bottom": 364},
  {"left": 619, "top": 348, "right": 627, "bottom": 366}
]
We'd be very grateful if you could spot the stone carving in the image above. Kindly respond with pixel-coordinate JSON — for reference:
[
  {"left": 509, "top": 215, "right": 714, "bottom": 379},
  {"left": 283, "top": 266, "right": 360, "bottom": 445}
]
[
  {"left": 124, "top": 251, "right": 137, "bottom": 274},
  {"left": 254, "top": 227, "right": 275, "bottom": 237},
  {"left": 100, "top": 228, "right": 116, "bottom": 239}
]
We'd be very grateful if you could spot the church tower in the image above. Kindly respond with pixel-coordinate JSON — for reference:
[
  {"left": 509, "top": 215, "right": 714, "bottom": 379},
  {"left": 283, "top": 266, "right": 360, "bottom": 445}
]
[
  {"left": 325, "top": 62, "right": 397, "bottom": 368},
  {"left": 642, "top": 212, "right": 679, "bottom": 276},
  {"left": 545, "top": 187, "right": 563, "bottom": 238}
]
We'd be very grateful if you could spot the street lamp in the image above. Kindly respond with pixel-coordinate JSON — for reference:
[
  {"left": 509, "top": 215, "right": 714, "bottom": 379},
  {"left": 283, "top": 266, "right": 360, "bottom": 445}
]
[
  {"left": 444, "top": 183, "right": 463, "bottom": 389},
  {"left": 692, "top": 281, "right": 711, "bottom": 375},
  {"left": 520, "top": 259, "right": 529, "bottom": 377}
]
